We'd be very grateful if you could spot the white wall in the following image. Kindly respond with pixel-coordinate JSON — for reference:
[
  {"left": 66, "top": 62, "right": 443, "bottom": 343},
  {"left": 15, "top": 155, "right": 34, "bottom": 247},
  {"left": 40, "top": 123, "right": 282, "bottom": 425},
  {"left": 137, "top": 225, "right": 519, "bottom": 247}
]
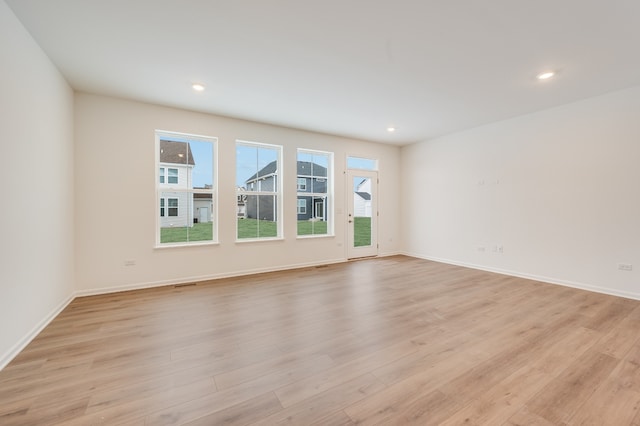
[
  {"left": 402, "top": 86, "right": 640, "bottom": 299},
  {"left": 0, "top": 1, "right": 75, "bottom": 368},
  {"left": 74, "top": 93, "right": 401, "bottom": 294}
]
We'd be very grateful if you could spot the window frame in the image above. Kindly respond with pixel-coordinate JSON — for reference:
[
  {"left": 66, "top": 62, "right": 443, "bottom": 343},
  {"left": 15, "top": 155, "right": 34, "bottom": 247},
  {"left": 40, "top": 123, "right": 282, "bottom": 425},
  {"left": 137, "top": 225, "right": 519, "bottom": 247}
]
[
  {"left": 236, "top": 140, "right": 283, "bottom": 242},
  {"left": 297, "top": 148, "right": 334, "bottom": 238},
  {"left": 155, "top": 130, "right": 218, "bottom": 248}
]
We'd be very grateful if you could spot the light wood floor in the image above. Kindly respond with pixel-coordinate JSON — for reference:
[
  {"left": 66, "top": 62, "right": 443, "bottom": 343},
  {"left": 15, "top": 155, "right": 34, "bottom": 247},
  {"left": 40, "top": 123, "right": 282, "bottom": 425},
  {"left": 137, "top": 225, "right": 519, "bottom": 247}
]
[{"left": 2, "top": 256, "right": 640, "bottom": 425}]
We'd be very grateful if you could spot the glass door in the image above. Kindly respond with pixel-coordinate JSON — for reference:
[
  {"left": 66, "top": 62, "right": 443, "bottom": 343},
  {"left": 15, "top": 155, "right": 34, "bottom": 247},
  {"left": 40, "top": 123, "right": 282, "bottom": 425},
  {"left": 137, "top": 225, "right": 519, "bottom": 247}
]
[{"left": 347, "top": 170, "right": 377, "bottom": 258}]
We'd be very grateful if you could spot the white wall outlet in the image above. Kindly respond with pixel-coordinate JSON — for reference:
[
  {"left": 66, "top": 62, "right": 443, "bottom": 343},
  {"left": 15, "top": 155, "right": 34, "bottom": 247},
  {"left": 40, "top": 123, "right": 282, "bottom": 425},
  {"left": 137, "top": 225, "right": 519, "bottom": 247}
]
[
  {"left": 477, "top": 246, "right": 486, "bottom": 252},
  {"left": 124, "top": 260, "right": 136, "bottom": 266},
  {"left": 618, "top": 263, "right": 633, "bottom": 271}
]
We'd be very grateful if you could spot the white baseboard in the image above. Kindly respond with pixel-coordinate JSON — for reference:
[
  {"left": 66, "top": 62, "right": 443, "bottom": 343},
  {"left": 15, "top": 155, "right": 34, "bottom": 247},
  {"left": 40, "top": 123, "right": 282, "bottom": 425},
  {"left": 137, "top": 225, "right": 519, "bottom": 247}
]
[
  {"left": 0, "top": 293, "right": 75, "bottom": 371},
  {"left": 402, "top": 252, "right": 640, "bottom": 301},
  {"left": 75, "top": 258, "right": 348, "bottom": 297}
]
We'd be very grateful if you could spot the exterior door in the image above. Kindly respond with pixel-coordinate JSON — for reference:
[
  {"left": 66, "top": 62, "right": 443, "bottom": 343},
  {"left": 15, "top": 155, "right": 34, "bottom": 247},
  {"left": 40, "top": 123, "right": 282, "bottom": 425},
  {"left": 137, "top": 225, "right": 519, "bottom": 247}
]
[
  {"left": 199, "top": 207, "right": 209, "bottom": 223},
  {"left": 347, "top": 170, "right": 378, "bottom": 258}
]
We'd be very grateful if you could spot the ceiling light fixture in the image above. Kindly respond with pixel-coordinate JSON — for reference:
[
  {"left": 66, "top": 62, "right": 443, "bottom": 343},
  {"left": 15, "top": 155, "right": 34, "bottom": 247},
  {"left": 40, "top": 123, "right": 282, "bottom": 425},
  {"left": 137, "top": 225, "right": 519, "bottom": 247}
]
[
  {"left": 537, "top": 71, "right": 555, "bottom": 80},
  {"left": 192, "top": 83, "right": 205, "bottom": 91},
  {"left": 387, "top": 127, "right": 396, "bottom": 132}
]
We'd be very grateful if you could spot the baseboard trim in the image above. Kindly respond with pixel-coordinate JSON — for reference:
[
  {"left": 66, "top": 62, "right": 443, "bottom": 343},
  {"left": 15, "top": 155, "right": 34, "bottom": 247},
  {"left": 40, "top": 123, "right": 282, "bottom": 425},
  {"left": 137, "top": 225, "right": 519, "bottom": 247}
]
[
  {"left": 75, "top": 258, "right": 348, "bottom": 297},
  {"left": 402, "top": 252, "right": 640, "bottom": 301},
  {"left": 0, "top": 292, "right": 75, "bottom": 371}
]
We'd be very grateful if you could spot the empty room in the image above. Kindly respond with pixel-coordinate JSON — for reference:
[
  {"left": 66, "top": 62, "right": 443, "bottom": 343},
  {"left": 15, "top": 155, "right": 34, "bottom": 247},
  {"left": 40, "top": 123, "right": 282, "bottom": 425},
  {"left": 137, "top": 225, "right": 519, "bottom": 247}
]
[{"left": 1, "top": 0, "right": 640, "bottom": 424}]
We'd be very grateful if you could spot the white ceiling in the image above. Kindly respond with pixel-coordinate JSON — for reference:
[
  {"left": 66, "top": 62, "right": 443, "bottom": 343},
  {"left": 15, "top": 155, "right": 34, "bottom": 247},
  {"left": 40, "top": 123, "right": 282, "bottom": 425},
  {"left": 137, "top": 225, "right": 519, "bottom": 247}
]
[{"left": 6, "top": 0, "right": 640, "bottom": 145}]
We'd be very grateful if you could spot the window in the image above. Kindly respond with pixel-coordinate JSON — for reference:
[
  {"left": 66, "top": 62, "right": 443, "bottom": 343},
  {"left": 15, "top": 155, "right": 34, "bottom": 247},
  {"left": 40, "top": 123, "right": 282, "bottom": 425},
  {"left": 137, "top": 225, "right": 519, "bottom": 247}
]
[
  {"left": 236, "top": 141, "right": 282, "bottom": 240},
  {"left": 156, "top": 130, "right": 217, "bottom": 246},
  {"left": 297, "top": 199, "right": 306, "bottom": 214},
  {"left": 168, "top": 168, "right": 178, "bottom": 184},
  {"left": 347, "top": 156, "right": 378, "bottom": 171},
  {"left": 159, "top": 167, "right": 179, "bottom": 184},
  {"left": 297, "top": 177, "right": 306, "bottom": 191},
  {"left": 167, "top": 198, "right": 178, "bottom": 216},
  {"left": 297, "top": 149, "right": 333, "bottom": 237}
]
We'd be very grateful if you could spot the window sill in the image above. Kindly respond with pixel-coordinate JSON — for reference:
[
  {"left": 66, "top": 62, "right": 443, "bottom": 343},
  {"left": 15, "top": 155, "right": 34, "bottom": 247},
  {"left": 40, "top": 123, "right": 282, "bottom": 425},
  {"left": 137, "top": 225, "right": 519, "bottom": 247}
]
[
  {"left": 296, "top": 234, "right": 334, "bottom": 240},
  {"left": 154, "top": 241, "right": 219, "bottom": 249},
  {"left": 235, "top": 237, "right": 285, "bottom": 244}
]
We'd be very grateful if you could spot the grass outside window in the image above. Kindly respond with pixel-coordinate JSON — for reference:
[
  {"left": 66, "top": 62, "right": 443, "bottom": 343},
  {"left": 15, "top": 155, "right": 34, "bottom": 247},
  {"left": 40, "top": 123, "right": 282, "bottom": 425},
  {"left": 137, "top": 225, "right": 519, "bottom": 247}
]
[{"left": 160, "top": 222, "right": 213, "bottom": 243}]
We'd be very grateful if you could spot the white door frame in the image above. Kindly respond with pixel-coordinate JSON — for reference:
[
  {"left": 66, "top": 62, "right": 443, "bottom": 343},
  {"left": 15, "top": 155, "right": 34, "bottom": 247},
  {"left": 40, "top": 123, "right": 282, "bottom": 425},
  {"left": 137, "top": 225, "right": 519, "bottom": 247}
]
[{"left": 347, "top": 169, "right": 378, "bottom": 259}]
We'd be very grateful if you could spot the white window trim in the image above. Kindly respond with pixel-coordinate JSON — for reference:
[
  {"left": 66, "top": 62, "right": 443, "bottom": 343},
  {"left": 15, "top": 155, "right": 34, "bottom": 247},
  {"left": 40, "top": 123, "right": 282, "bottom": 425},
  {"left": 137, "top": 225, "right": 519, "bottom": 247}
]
[
  {"left": 236, "top": 140, "right": 283, "bottom": 242},
  {"left": 155, "top": 130, "right": 218, "bottom": 248},
  {"left": 297, "top": 148, "right": 334, "bottom": 238}
]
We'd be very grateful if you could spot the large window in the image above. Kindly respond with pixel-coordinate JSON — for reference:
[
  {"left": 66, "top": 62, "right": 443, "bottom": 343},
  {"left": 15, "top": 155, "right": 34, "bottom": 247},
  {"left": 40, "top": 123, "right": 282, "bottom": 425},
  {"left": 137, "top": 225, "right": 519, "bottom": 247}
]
[
  {"left": 297, "top": 149, "right": 332, "bottom": 237},
  {"left": 156, "top": 130, "right": 217, "bottom": 246},
  {"left": 236, "top": 141, "right": 282, "bottom": 240}
]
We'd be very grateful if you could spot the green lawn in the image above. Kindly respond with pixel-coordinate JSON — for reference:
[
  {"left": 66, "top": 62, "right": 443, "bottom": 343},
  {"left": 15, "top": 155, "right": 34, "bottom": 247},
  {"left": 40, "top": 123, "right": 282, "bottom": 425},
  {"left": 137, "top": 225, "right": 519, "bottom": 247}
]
[
  {"left": 161, "top": 222, "right": 213, "bottom": 243},
  {"left": 161, "top": 218, "right": 369, "bottom": 244},
  {"left": 237, "top": 218, "right": 278, "bottom": 239},
  {"left": 297, "top": 220, "right": 328, "bottom": 236},
  {"left": 353, "top": 217, "right": 371, "bottom": 247}
]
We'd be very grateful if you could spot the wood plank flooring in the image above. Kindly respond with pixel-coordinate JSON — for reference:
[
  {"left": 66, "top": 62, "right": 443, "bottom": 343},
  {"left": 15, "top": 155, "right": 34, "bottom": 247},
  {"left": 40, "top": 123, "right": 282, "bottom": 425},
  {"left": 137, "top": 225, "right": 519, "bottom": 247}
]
[{"left": 2, "top": 255, "right": 640, "bottom": 425}]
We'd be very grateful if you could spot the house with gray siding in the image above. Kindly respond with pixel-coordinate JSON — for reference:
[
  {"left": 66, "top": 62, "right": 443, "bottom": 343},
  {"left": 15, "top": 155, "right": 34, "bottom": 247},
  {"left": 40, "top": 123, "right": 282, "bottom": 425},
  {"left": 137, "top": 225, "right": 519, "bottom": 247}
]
[{"left": 244, "top": 161, "right": 327, "bottom": 222}]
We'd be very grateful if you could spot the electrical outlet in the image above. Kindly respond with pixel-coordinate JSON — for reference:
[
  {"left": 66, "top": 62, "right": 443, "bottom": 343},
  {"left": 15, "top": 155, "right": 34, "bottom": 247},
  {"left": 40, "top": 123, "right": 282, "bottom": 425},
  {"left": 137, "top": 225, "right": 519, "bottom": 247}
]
[
  {"left": 124, "top": 260, "right": 136, "bottom": 267},
  {"left": 618, "top": 263, "right": 633, "bottom": 271},
  {"left": 477, "top": 246, "right": 486, "bottom": 252}
]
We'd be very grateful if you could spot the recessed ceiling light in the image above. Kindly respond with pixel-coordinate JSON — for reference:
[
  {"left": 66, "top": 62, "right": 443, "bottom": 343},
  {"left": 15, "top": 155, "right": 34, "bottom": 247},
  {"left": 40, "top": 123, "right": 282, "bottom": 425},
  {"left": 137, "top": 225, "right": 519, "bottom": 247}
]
[
  {"left": 537, "top": 71, "right": 555, "bottom": 80},
  {"left": 387, "top": 127, "right": 396, "bottom": 132},
  {"left": 192, "top": 83, "right": 205, "bottom": 91}
]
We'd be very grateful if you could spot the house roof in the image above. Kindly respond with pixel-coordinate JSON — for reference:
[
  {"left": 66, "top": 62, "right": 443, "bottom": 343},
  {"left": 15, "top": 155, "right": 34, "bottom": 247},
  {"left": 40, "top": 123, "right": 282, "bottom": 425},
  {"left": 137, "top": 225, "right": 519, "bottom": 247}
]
[
  {"left": 245, "top": 160, "right": 277, "bottom": 183},
  {"left": 355, "top": 192, "right": 371, "bottom": 201},
  {"left": 297, "top": 161, "right": 327, "bottom": 178},
  {"left": 245, "top": 160, "right": 327, "bottom": 183},
  {"left": 160, "top": 140, "right": 195, "bottom": 166}
]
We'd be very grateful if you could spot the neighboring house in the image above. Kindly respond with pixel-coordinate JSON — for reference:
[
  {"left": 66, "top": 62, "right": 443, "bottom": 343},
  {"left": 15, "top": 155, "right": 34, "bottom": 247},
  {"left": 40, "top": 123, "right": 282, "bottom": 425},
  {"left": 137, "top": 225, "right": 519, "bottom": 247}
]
[
  {"left": 243, "top": 161, "right": 327, "bottom": 221},
  {"left": 159, "top": 140, "right": 195, "bottom": 228},
  {"left": 353, "top": 178, "right": 372, "bottom": 217},
  {"left": 244, "top": 161, "right": 278, "bottom": 221},
  {"left": 296, "top": 161, "right": 327, "bottom": 221},
  {"left": 237, "top": 187, "right": 247, "bottom": 218},
  {"left": 193, "top": 184, "right": 213, "bottom": 224}
]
